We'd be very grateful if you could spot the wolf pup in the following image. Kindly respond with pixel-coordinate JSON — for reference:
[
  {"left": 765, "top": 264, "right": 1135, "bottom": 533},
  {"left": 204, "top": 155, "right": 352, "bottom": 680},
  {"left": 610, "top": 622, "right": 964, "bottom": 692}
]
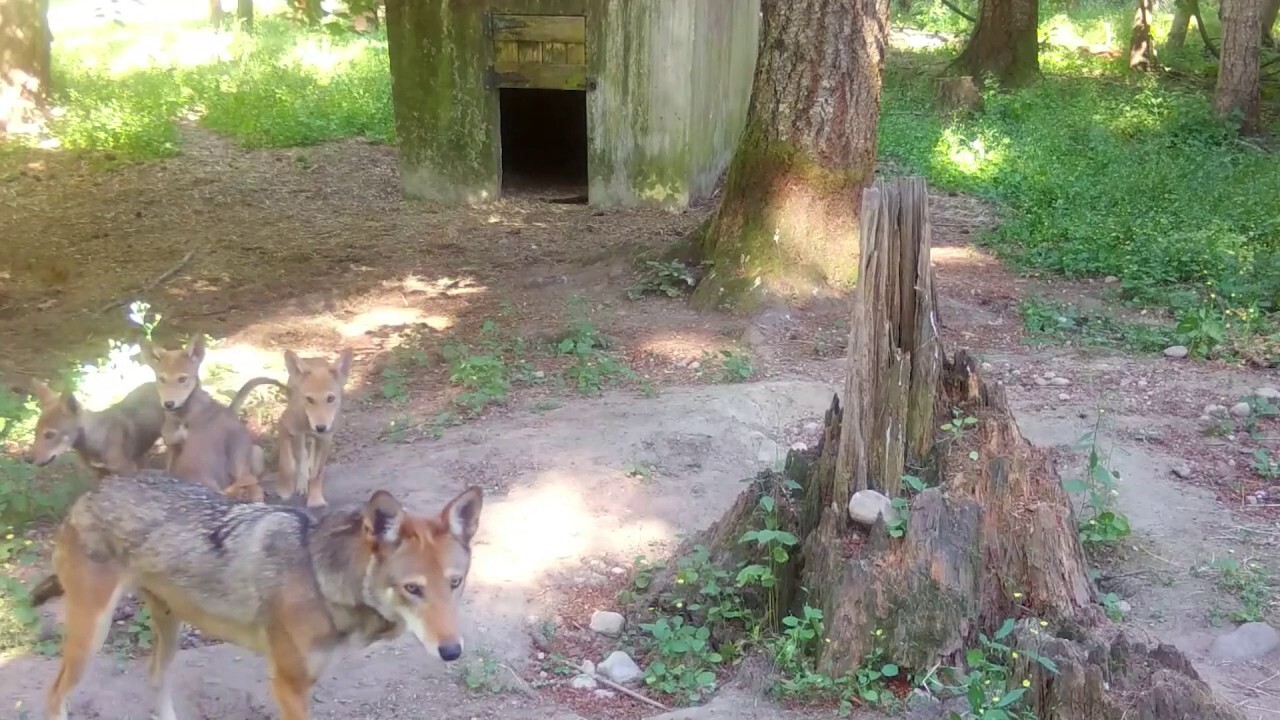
[
  {"left": 275, "top": 348, "right": 354, "bottom": 509},
  {"left": 26, "top": 378, "right": 165, "bottom": 478},
  {"left": 142, "top": 334, "right": 285, "bottom": 501},
  {"left": 31, "top": 472, "right": 484, "bottom": 720}
]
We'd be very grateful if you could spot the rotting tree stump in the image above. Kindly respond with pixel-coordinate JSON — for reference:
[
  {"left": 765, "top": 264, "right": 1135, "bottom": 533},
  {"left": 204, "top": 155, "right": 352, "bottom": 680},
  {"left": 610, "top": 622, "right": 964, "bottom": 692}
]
[{"left": 669, "top": 177, "right": 1245, "bottom": 720}]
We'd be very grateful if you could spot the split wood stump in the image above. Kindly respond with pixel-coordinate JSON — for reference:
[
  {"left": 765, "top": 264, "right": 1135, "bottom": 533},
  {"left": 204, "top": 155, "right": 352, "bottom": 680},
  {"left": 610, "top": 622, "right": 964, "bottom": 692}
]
[{"left": 684, "top": 177, "right": 1243, "bottom": 720}]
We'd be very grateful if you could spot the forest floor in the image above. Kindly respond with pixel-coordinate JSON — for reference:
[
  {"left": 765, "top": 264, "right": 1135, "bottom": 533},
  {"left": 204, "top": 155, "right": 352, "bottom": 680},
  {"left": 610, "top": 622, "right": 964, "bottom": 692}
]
[{"left": 0, "top": 127, "right": 1277, "bottom": 719}]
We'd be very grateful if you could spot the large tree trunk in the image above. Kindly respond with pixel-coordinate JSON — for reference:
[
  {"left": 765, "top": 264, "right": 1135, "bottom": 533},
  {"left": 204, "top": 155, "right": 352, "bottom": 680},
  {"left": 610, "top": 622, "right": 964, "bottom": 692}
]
[
  {"left": 0, "top": 0, "right": 51, "bottom": 135},
  {"left": 208, "top": 0, "right": 224, "bottom": 26},
  {"left": 1262, "top": 0, "right": 1279, "bottom": 45},
  {"left": 237, "top": 0, "right": 253, "bottom": 30},
  {"left": 690, "top": 0, "right": 889, "bottom": 312},
  {"left": 1168, "top": 0, "right": 1192, "bottom": 47},
  {"left": 1129, "top": 0, "right": 1158, "bottom": 69},
  {"left": 664, "top": 178, "right": 1247, "bottom": 720},
  {"left": 1215, "top": 0, "right": 1262, "bottom": 134},
  {"left": 952, "top": 0, "right": 1041, "bottom": 87}
]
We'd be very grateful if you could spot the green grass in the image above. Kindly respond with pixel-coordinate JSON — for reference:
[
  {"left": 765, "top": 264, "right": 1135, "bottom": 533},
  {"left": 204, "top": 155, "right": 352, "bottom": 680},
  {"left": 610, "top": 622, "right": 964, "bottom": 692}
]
[
  {"left": 10, "top": 13, "right": 392, "bottom": 162},
  {"left": 6, "top": 2, "right": 1278, "bottom": 361},
  {"left": 882, "top": 0, "right": 1279, "bottom": 360}
]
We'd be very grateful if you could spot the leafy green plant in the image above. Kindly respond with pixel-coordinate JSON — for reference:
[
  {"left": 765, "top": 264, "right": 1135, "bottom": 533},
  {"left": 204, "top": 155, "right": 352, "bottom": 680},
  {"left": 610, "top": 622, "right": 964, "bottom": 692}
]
[
  {"left": 1252, "top": 449, "right": 1280, "bottom": 480},
  {"left": 639, "top": 617, "right": 723, "bottom": 703},
  {"left": 737, "top": 495, "right": 799, "bottom": 627},
  {"left": 940, "top": 618, "right": 1059, "bottom": 720},
  {"left": 556, "top": 298, "right": 635, "bottom": 393},
  {"left": 1061, "top": 414, "right": 1131, "bottom": 552},
  {"left": 628, "top": 259, "right": 700, "bottom": 300},
  {"left": 887, "top": 475, "right": 927, "bottom": 539},
  {"left": 941, "top": 408, "right": 979, "bottom": 441},
  {"left": 1196, "top": 557, "right": 1274, "bottom": 623},
  {"left": 1175, "top": 306, "right": 1227, "bottom": 358},
  {"left": 714, "top": 350, "right": 755, "bottom": 383}
]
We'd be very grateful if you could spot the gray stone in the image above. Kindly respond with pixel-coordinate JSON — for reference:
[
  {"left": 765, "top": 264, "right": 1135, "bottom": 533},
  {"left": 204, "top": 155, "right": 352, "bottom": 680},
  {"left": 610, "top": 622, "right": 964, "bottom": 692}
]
[
  {"left": 1163, "top": 345, "right": 1189, "bottom": 359},
  {"left": 1058, "top": 393, "right": 1071, "bottom": 401},
  {"left": 1255, "top": 386, "right": 1280, "bottom": 401},
  {"left": 1170, "top": 465, "right": 1193, "bottom": 480},
  {"left": 848, "top": 489, "right": 898, "bottom": 528},
  {"left": 1229, "top": 402, "right": 1253, "bottom": 418},
  {"left": 571, "top": 674, "right": 598, "bottom": 690},
  {"left": 579, "top": 659, "right": 596, "bottom": 675},
  {"left": 789, "top": 441, "right": 808, "bottom": 452},
  {"left": 592, "top": 690, "right": 617, "bottom": 700},
  {"left": 1034, "top": 377, "right": 1049, "bottom": 386},
  {"left": 589, "top": 610, "right": 625, "bottom": 636},
  {"left": 599, "top": 651, "right": 643, "bottom": 684},
  {"left": 1050, "top": 377, "right": 1071, "bottom": 386},
  {"left": 1204, "top": 404, "right": 1228, "bottom": 418},
  {"left": 1209, "top": 622, "right": 1279, "bottom": 662}
]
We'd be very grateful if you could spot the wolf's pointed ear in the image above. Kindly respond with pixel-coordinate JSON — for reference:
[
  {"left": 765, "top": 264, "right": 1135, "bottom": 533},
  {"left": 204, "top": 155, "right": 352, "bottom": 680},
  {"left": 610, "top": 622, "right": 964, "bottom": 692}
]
[
  {"left": 363, "top": 490, "right": 405, "bottom": 549},
  {"left": 185, "top": 334, "right": 207, "bottom": 365},
  {"left": 61, "top": 392, "right": 81, "bottom": 416},
  {"left": 139, "top": 340, "right": 161, "bottom": 369},
  {"left": 334, "top": 348, "right": 354, "bottom": 384},
  {"left": 30, "top": 379, "right": 59, "bottom": 408},
  {"left": 441, "top": 486, "right": 483, "bottom": 547},
  {"left": 284, "top": 350, "right": 305, "bottom": 378}
]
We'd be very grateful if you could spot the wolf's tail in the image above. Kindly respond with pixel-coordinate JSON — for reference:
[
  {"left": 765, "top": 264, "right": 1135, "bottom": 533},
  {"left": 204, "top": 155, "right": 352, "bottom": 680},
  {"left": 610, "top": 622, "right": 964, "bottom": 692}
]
[
  {"left": 229, "top": 377, "right": 289, "bottom": 414},
  {"left": 30, "top": 574, "right": 64, "bottom": 607}
]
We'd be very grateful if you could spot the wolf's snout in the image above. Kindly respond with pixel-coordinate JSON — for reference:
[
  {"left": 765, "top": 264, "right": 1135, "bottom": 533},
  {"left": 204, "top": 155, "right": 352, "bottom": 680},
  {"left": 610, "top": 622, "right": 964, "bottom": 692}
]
[
  {"left": 438, "top": 642, "right": 462, "bottom": 662},
  {"left": 314, "top": 423, "right": 328, "bottom": 433},
  {"left": 163, "top": 400, "right": 176, "bottom": 410}
]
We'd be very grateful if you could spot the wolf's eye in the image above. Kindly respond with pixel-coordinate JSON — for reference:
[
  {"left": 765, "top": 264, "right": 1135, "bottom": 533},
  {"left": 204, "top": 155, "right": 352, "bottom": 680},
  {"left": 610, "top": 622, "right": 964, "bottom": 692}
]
[
  {"left": 177, "top": 376, "right": 189, "bottom": 385},
  {"left": 450, "top": 578, "right": 462, "bottom": 590},
  {"left": 326, "top": 394, "right": 336, "bottom": 404},
  {"left": 403, "top": 582, "right": 424, "bottom": 598},
  {"left": 43, "top": 430, "right": 57, "bottom": 440}
]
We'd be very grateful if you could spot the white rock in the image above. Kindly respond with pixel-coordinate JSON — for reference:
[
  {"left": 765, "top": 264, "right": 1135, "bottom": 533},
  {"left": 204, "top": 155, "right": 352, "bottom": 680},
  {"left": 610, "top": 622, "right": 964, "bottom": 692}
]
[
  {"left": 598, "top": 651, "right": 643, "bottom": 684},
  {"left": 1104, "top": 276, "right": 1119, "bottom": 284},
  {"left": 1204, "top": 405, "right": 1228, "bottom": 418},
  {"left": 1049, "top": 377, "right": 1071, "bottom": 386},
  {"left": 1209, "top": 622, "right": 1279, "bottom": 662},
  {"left": 789, "top": 441, "right": 808, "bottom": 452},
  {"left": 1163, "top": 345, "right": 1189, "bottom": 359},
  {"left": 1254, "top": 386, "right": 1280, "bottom": 401},
  {"left": 1117, "top": 600, "right": 1132, "bottom": 613},
  {"left": 593, "top": 690, "right": 617, "bottom": 700},
  {"left": 1034, "top": 377, "right": 1049, "bottom": 387},
  {"left": 1137, "top": 379, "right": 1148, "bottom": 388},
  {"left": 610, "top": 567, "right": 625, "bottom": 575},
  {"left": 589, "top": 611, "right": 625, "bottom": 636},
  {"left": 803, "top": 422, "right": 821, "bottom": 432},
  {"left": 1043, "top": 370, "right": 1056, "bottom": 379},
  {"left": 1170, "top": 465, "right": 1192, "bottom": 480},
  {"left": 980, "top": 362, "right": 994, "bottom": 372},
  {"left": 689, "top": 361, "right": 701, "bottom": 370},
  {"left": 571, "top": 674, "right": 598, "bottom": 690},
  {"left": 848, "top": 489, "right": 898, "bottom": 528},
  {"left": 1229, "top": 402, "right": 1253, "bottom": 418},
  {"left": 1058, "top": 393, "right": 1071, "bottom": 401},
  {"left": 580, "top": 660, "right": 596, "bottom": 675}
]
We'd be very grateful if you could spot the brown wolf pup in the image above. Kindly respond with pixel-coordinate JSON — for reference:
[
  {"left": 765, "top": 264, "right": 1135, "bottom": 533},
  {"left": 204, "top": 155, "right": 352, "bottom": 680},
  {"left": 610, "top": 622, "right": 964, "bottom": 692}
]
[
  {"left": 31, "top": 472, "right": 484, "bottom": 720},
  {"left": 275, "top": 348, "right": 354, "bottom": 509},
  {"left": 142, "top": 334, "right": 285, "bottom": 502},
  {"left": 26, "top": 379, "right": 164, "bottom": 478}
]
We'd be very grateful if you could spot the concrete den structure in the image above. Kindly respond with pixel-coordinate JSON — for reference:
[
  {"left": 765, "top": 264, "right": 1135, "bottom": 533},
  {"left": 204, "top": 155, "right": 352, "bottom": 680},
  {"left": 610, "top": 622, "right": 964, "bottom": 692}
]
[{"left": 385, "top": 0, "right": 760, "bottom": 209}]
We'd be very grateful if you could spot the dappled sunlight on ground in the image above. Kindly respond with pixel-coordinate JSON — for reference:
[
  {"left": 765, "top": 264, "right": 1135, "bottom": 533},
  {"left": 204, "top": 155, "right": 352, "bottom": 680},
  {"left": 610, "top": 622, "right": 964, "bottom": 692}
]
[{"left": 467, "top": 475, "right": 674, "bottom": 589}]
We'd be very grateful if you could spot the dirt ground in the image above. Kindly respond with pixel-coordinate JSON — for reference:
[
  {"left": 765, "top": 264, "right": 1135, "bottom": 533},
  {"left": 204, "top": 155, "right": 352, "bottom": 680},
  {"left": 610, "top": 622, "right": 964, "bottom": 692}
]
[{"left": 1, "top": 129, "right": 1277, "bottom": 720}]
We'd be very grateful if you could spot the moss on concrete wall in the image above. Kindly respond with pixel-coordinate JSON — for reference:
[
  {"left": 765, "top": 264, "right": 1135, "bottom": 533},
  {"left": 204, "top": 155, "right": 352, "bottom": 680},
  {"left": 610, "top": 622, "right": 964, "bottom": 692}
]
[
  {"left": 386, "top": 0, "right": 498, "bottom": 203},
  {"left": 387, "top": 0, "right": 759, "bottom": 209}
]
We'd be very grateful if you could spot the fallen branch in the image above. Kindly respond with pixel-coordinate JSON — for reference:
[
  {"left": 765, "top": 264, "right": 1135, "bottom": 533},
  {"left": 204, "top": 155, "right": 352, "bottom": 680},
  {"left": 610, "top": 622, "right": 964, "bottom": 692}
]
[
  {"left": 97, "top": 249, "right": 198, "bottom": 315},
  {"left": 546, "top": 655, "right": 670, "bottom": 712},
  {"left": 941, "top": 0, "right": 976, "bottom": 22}
]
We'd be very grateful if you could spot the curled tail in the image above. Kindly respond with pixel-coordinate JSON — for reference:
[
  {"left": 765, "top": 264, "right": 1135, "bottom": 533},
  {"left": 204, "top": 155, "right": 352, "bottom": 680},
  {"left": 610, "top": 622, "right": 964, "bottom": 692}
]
[
  {"left": 30, "top": 574, "right": 64, "bottom": 607},
  {"left": 229, "top": 377, "right": 289, "bottom": 414}
]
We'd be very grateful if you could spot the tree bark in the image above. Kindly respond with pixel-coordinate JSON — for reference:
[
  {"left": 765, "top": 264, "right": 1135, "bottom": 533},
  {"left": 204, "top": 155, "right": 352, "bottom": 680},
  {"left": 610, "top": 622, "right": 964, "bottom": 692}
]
[
  {"left": 1168, "top": 0, "right": 1191, "bottom": 47},
  {"left": 953, "top": 0, "right": 1041, "bottom": 87},
  {"left": 1215, "top": 0, "right": 1262, "bottom": 134},
  {"left": 690, "top": 0, "right": 890, "bottom": 312},
  {"left": 1129, "top": 0, "right": 1158, "bottom": 69},
  {"left": 1262, "top": 0, "right": 1279, "bottom": 45},
  {"left": 293, "top": 0, "right": 324, "bottom": 25},
  {"left": 237, "top": 0, "right": 253, "bottom": 30},
  {"left": 208, "top": 0, "right": 224, "bottom": 26},
  {"left": 0, "top": 0, "right": 51, "bottom": 135},
  {"left": 665, "top": 178, "right": 1247, "bottom": 720}
]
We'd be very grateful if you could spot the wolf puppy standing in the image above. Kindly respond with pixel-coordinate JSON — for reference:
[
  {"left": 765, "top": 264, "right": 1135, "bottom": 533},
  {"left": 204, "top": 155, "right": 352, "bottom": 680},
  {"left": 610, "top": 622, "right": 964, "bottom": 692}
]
[
  {"left": 32, "top": 472, "right": 484, "bottom": 720},
  {"left": 274, "top": 348, "right": 354, "bottom": 509}
]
